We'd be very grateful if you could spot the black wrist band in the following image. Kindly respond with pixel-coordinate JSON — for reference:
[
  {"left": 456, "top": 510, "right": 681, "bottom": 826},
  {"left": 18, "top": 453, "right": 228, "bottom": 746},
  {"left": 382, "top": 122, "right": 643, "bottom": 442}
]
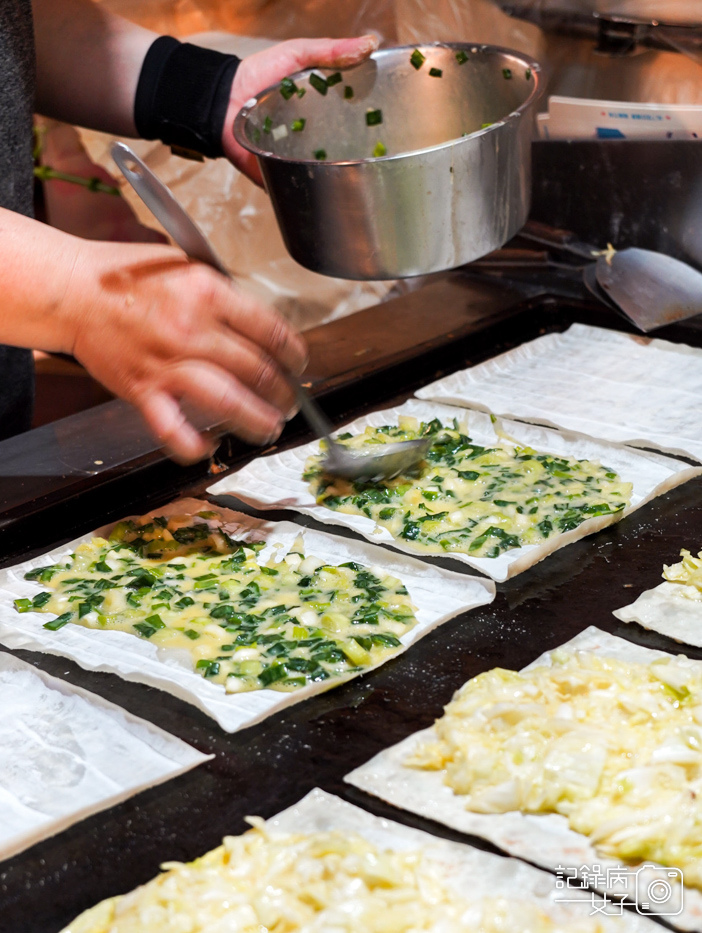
[{"left": 134, "top": 36, "right": 241, "bottom": 159}]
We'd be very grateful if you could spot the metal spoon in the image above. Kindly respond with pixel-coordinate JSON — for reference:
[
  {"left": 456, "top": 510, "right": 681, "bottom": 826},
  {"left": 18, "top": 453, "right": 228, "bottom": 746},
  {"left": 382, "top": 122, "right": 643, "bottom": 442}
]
[{"left": 110, "top": 142, "right": 430, "bottom": 481}]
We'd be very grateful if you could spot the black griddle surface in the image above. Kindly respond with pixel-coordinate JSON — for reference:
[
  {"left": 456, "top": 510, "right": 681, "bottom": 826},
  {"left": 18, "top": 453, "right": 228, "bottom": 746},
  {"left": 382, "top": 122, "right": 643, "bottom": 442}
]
[{"left": 2, "top": 296, "right": 701, "bottom": 933}]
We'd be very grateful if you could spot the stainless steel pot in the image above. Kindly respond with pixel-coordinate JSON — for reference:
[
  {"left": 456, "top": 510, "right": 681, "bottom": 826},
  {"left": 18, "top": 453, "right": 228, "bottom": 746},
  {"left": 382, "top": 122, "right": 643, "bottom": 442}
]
[{"left": 234, "top": 43, "right": 542, "bottom": 280}]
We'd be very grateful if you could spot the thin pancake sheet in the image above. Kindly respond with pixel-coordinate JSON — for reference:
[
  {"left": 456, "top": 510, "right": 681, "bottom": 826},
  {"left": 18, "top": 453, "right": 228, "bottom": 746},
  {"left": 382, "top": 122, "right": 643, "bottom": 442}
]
[
  {"left": 0, "top": 498, "right": 493, "bottom": 733},
  {"left": 63, "top": 788, "right": 659, "bottom": 933},
  {"left": 0, "top": 650, "right": 209, "bottom": 863},
  {"left": 416, "top": 323, "right": 702, "bottom": 463},
  {"left": 615, "top": 581, "right": 702, "bottom": 646},
  {"left": 208, "top": 399, "right": 699, "bottom": 582},
  {"left": 346, "top": 626, "right": 701, "bottom": 931}
]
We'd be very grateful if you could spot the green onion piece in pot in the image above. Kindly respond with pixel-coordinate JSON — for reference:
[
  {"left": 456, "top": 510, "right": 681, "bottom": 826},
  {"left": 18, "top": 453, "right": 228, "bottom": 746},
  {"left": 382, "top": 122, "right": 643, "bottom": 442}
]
[
  {"left": 366, "top": 109, "right": 382, "bottom": 126},
  {"left": 502, "top": 68, "right": 512, "bottom": 79},
  {"left": 326, "top": 71, "right": 342, "bottom": 87},
  {"left": 456, "top": 50, "right": 469, "bottom": 64},
  {"left": 372, "top": 141, "right": 387, "bottom": 157},
  {"left": 309, "top": 72, "right": 328, "bottom": 95},
  {"left": 344, "top": 85, "right": 354, "bottom": 100},
  {"left": 291, "top": 118, "right": 306, "bottom": 132},
  {"left": 314, "top": 149, "right": 327, "bottom": 160},
  {"left": 481, "top": 122, "right": 493, "bottom": 129},
  {"left": 429, "top": 67, "right": 443, "bottom": 77},
  {"left": 410, "top": 49, "right": 425, "bottom": 69},
  {"left": 280, "top": 76, "right": 297, "bottom": 100},
  {"left": 525, "top": 67, "right": 532, "bottom": 80},
  {"left": 296, "top": 86, "right": 306, "bottom": 98},
  {"left": 263, "top": 116, "right": 272, "bottom": 133}
]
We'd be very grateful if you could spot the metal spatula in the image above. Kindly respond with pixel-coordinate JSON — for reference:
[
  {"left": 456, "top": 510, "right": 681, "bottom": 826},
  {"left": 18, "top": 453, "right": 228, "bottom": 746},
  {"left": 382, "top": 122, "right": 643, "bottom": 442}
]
[
  {"left": 518, "top": 221, "right": 702, "bottom": 333},
  {"left": 111, "top": 142, "right": 430, "bottom": 481}
]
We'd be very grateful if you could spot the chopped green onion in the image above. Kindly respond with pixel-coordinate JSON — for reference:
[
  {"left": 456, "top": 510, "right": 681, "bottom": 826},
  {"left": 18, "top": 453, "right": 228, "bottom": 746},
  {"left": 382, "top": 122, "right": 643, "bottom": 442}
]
[
  {"left": 309, "top": 72, "right": 328, "bottom": 95},
  {"left": 196, "top": 659, "right": 220, "bottom": 677},
  {"left": 134, "top": 622, "right": 157, "bottom": 639},
  {"left": 43, "top": 612, "right": 73, "bottom": 631},
  {"left": 372, "top": 141, "right": 387, "bottom": 158},
  {"left": 502, "top": 68, "right": 512, "bottom": 79},
  {"left": 13, "top": 598, "right": 33, "bottom": 612},
  {"left": 95, "top": 560, "right": 111, "bottom": 573},
  {"left": 410, "top": 49, "right": 426, "bottom": 70},
  {"left": 525, "top": 67, "right": 532, "bottom": 80},
  {"left": 429, "top": 67, "right": 443, "bottom": 77},
  {"left": 144, "top": 614, "right": 166, "bottom": 629},
  {"left": 32, "top": 592, "right": 52, "bottom": 609},
  {"left": 184, "top": 629, "right": 200, "bottom": 640},
  {"left": 260, "top": 566, "right": 279, "bottom": 576},
  {"left": 263, "top": 116, "right": 272, "bottom": 133},
  {"left": 259, "top": 663, "right": 288, "bottom": 686},
  {"left": 326, "top": 72, "right": 342, "bottom": 87},
  {"left": 344, "top": 85, "right": 354, "bottom": 100},
  {"left": 366, "top": 109, "right": 382, "bottom": 126},
  {"left": 291, "top": 118, "right": 306, "bottom": 132},
  {"left": 314, "top": 148, "right": 327, "bottom": 160},
  {"left": 481, "top": 122, "right": 493, "bottom": 129},
  {"left": 456, "top": 50, "right": 469, "bottom": 64},
  {"left": 280, "top": 76, "right": 297, "bottom": 100},
  {"left": 296, "top": 86, "right": 306, "bottom": 98}
]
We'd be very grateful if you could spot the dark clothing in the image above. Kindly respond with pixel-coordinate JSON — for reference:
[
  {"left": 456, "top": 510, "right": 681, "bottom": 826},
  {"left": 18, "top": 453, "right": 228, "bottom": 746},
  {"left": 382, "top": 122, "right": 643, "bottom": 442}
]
[{"left": 0, "top": 0, "right": 35, "bottom": 439}]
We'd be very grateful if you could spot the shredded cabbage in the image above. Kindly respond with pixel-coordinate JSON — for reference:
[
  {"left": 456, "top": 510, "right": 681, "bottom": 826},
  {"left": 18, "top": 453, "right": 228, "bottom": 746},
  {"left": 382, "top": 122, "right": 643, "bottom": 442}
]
[
  {"left": 663, "top": 548, "right": 702, "bottom": 601},
  {"left": 410, "top": 650, "right": 702, "bottom": 888},
  {"left": 62, "top": 823, "right": 613, "bottom": 933}
]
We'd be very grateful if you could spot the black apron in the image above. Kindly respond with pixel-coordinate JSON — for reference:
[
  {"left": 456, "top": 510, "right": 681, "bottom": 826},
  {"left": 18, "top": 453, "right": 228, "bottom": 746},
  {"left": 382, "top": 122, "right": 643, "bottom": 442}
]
[{"left": 0, "top": 0, "right": 36, "bottom": 440}]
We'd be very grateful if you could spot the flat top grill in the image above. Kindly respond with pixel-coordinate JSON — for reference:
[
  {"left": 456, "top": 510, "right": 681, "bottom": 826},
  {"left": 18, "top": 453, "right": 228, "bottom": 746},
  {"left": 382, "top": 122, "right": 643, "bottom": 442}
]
[{"left": 2, "top": 140, "right": 702, "bottom": 932}]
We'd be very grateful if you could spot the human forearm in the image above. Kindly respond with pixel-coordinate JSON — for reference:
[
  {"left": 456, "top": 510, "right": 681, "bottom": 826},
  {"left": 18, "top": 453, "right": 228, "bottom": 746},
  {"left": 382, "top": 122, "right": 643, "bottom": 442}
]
[
  {"left": 0, "top": 209, "right": 307, "bottom": 462},
  {"left": 0, "top": 208, "right": 80, "bottom": 354},
  {"left": 32, "top": 0, "right": 156, "bottom": 136}
]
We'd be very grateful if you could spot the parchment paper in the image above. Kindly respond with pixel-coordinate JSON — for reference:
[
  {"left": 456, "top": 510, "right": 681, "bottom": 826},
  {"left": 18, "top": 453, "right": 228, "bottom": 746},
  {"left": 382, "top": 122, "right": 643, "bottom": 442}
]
[
  {"left": 417, "top": 324, "right": 702, "bottom": 463},
  {"left": 346, "top": 626, "right": 702, "bottom": 931},
  {"left": 614, "top": 580, "right": 702, "bottom": 646},
  {"left": 208, "top": 399, "right": 700, "bottom": 582},
  {"left": 0, "top": 499, "right": 493, "bottom": 734},
  {"left": 0, "top": 651, "right": 209, "bottom": 863},
  {"left": 63, "top": 788, "right": 659, "bottom": 933}
]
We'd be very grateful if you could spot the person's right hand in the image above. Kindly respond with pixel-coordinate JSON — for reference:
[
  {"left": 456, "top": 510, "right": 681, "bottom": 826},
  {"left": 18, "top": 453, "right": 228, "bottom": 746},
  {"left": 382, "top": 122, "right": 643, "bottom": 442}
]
[{"left": 58, "top": 237, "right": 307, "bottom": 463}]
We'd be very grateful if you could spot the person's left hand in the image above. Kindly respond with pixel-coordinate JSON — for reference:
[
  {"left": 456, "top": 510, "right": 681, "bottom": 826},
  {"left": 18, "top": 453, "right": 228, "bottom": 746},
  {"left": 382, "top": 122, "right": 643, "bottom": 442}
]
[{"left": 221, "top": 35, "right": 379, "bottom": 184}]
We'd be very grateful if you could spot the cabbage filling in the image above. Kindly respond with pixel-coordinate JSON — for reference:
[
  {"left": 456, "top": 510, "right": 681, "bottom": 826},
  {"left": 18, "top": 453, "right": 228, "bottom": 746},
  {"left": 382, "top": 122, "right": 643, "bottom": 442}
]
[
  {"left": 663, "top": 548, "right": 702, "bottom": 601},
  {"left": 63, "top": 822, "right": 616, "bottom": 933},
  {"left": 410, "top": 649, "right": 702, "bottom": 887}
]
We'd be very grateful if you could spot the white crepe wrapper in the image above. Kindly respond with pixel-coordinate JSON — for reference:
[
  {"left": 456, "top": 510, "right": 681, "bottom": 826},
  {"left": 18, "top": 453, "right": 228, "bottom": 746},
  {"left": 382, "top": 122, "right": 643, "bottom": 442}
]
[
  {"left": 614, "top": 580, "right": 702, "bottom": 646},
  {"left": 207, "top": 399, "right": 700, "bottom": 582},
  {"left": 0, "top": 498, "right": 493, "bottom": 734},
  {"left": 0, "top": 650, "right": 209, "bottom": 862},
  {"left": 64, "top": 788, "right": 660, "bottom": 933},
  {"left": 346, "top": 626, "right": 702, "bottom": 930},
  {"left": 417, "top": 323, "right": 702, "bottom": 463}
]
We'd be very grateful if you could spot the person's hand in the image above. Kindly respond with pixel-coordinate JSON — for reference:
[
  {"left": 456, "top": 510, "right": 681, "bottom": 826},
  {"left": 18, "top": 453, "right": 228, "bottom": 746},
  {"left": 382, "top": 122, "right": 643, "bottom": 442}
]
[
  {"left": 59, "top": 237, "right": 307, "bottom": 463},
  {"left": 222, "top": 35, "right": 379, "bottom": 184}
]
